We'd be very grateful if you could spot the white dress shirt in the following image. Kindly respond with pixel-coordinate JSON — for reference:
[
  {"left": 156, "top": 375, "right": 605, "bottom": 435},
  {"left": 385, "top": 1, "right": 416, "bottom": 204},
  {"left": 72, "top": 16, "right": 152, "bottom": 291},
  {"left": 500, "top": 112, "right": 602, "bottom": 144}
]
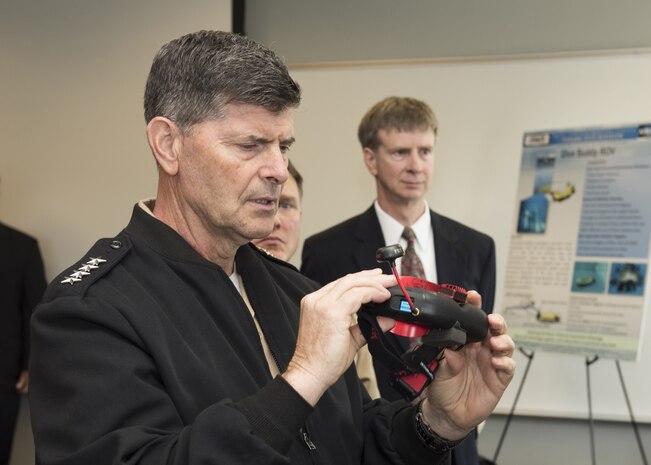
[{"left": 373, "top": 200, "right": 438, "bottom": 283}]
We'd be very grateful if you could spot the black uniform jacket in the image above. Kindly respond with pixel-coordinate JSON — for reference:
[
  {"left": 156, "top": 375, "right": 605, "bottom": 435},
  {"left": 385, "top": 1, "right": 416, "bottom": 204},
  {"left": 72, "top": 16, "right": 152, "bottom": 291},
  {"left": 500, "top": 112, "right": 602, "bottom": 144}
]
[{"left": 29, "top": 205, "right": 451, "bottom": 465}]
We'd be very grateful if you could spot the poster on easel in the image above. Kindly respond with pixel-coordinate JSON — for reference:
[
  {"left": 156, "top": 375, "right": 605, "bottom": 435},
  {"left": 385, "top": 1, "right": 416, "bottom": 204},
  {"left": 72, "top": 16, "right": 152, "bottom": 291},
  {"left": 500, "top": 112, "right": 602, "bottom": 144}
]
[{"left": 501, "top": 123, "right": 651, "bottom": 361}]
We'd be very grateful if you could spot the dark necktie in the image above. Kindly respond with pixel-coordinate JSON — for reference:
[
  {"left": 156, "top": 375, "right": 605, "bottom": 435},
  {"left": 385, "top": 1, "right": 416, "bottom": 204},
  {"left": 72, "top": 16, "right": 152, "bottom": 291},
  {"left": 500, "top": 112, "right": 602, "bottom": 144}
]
[{"left": 401, "top": 227, "right": 426, "bottom": 279}]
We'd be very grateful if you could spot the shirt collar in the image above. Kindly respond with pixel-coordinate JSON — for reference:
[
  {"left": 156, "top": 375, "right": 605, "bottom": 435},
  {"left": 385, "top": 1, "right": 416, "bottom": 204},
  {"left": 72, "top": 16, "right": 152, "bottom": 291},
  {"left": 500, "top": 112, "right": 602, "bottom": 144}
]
[
  {"left": 138, "top": 198, "right": 157, "bottom": 217},
  {"left": 373, "top": 200, "right": 431, "bottom": 247}
]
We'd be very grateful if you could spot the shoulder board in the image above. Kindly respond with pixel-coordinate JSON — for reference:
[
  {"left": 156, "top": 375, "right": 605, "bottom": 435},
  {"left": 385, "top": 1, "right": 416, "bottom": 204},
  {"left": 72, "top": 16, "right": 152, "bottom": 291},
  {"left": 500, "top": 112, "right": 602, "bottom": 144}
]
[
  {"left": 249, "top": 243, "right": 299, "bottom": 272},
  {"left": 44, "top": 233, "right": 132, "bottom": 299}
]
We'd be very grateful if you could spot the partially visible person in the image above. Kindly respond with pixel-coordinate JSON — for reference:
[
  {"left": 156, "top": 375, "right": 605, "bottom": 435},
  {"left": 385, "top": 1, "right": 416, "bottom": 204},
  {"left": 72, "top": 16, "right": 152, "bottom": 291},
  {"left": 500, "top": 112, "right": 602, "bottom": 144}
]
[
  {"left": 0, "top": 222, "right": 47, "bottom": 465},
  {"left": 301, "top": 96, "right": 497, "bottom": 465},
  {"left": 29, "top": 31, "right": 514, "bottom": 465},
  {"left": 252, "top": 159, "right": 302, "bottom": 261},
  {"left": 252, "top": 161, "right": 381, "bottom": 398}
]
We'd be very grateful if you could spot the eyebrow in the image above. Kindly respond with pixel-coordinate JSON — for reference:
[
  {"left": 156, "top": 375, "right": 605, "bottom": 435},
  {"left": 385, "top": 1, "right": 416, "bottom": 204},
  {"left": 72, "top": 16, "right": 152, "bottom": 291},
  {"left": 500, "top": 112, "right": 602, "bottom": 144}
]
[
  {"left": 386, "top": 145, "right": 432, "bottom": 152},
  {"left": 242, "top": 135, "right": 296, "bottom": 146}
]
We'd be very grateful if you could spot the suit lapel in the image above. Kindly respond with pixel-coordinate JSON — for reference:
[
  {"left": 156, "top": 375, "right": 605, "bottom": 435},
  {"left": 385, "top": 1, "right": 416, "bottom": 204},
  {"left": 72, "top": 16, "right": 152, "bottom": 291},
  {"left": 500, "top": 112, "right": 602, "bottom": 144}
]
[
  {"left": 432, "top": 211, "right": 467, "bottom": 285},
  {"left": 353, "top": 206, "right": 392, "bottom": 275}
]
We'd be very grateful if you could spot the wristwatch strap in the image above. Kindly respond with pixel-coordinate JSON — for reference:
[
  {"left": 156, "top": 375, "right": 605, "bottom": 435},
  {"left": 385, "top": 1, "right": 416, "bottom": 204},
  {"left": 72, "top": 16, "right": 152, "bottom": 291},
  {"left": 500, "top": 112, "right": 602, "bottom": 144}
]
[{"left": 414, "top": 400, "right": 467, "bottom": 452}]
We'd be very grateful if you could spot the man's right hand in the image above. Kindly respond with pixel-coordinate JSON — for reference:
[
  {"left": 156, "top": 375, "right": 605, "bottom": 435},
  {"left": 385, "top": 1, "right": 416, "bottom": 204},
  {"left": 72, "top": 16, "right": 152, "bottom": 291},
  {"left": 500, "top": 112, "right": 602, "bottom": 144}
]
[{"left": 283, "top": 269, "right": 396, "bottom": 405}]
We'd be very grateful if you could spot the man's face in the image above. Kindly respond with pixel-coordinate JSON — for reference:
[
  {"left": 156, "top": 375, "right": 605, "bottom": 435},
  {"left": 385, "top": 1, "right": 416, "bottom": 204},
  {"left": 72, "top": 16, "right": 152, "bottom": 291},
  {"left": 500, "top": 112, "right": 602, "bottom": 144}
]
[
  {"left": 364, "top": 128, "right": 435, "bottom": 206},
  {"left": 175, "top": 103, "right": 295, "bottom": 248},
  {"left": 252, "top": 173, "right": 302, "bottom": 261}
]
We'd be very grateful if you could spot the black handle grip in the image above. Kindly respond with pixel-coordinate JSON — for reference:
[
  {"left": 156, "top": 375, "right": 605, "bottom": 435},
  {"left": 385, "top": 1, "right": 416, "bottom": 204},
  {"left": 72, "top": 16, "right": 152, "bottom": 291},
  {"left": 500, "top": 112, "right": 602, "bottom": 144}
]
[{"left": 362, "top": 285, "right": 488, "bottom": 343}]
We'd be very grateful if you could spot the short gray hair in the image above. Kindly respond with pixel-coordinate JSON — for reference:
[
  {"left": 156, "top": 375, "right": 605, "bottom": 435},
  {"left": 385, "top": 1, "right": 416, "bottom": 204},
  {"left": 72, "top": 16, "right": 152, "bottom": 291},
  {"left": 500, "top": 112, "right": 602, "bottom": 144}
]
[{"left": 144, "top": 31, "right": 301, "bottom": 130}]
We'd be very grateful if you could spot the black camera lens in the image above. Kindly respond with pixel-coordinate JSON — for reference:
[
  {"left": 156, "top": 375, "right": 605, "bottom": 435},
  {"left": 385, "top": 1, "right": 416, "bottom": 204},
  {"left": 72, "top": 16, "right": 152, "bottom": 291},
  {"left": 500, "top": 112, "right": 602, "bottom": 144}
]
[{"left": 376, "top": 244, "right": 404, "bottom": 263}]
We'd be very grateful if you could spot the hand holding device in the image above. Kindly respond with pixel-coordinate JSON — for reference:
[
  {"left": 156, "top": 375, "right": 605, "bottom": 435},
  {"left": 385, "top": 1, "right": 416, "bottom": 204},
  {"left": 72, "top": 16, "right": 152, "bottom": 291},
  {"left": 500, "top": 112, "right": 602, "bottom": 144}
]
[{"left": 358, "top": 244, "right": 489, "bottom": 399}]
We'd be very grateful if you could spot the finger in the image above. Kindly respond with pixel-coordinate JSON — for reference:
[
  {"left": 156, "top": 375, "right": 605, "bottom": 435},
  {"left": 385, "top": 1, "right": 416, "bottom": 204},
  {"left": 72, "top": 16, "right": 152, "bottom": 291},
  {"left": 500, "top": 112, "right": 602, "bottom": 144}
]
[
  {"left": 339, "top": 287, "right": 391, "bottom": 319},
  {"left": 490, "top": 334, "right": 515, "bottom": 357},
  {"left": 351, "top": 315, "right": 397, "bottom": 348},
  {"left": 332, "top": 274, "right": 395, "bottom": 309},
  {"left": 350, "top": 323, "right": 367, "bottom": 350},
  {"left": 491, "top": 354, "right": 517, "bottom": 378},
  {"left": 376, "top": 315, "right": 396, "bottom": 333},
  {"left": 316, "top": 269, "right": 393, "bottom": 303},
  {"left": 314, "top": 268, "right": 384, "bottom": 295},
  {"left": 302, "top": 270, "right": 388, "bottom": 310},
  {"left": 487, "top": 313, "right": 508, "bottom": 336},
  {"left": 466, "top": 290, "right": 482, "bottom": 308},
  {"left": 337, "top": 269, "right": 395, "bottom": 290}
]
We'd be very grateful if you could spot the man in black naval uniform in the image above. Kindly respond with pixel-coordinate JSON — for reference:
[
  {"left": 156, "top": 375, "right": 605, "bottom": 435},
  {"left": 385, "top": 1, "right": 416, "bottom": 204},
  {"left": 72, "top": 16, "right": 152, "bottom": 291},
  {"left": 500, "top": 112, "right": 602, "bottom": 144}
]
[{"left": 29, "top": 31, "right": 515, "bottom": 465}]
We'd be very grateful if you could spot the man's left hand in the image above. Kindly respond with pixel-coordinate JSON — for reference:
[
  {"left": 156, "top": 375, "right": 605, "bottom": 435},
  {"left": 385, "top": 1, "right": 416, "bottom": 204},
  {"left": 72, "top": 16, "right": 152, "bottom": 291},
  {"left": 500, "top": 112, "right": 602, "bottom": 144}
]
[{"left": 421, "top": 291, "right": 516, "bottom": 441}]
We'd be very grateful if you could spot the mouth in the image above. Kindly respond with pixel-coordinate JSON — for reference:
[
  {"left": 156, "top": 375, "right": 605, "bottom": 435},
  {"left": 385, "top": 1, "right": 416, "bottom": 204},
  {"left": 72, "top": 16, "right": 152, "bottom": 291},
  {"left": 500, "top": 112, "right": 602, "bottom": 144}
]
[
  {"left": 402, "top": 180, "right": 424, "bottom": 189},
  {"left": 250, "top": 196, "right": 279, "bottom": 210}
]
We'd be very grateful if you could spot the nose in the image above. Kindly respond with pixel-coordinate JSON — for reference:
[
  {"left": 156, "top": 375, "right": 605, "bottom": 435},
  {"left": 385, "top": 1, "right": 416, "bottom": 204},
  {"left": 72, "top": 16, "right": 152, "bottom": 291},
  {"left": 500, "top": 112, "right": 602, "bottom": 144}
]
[
  {"left": 405, "top": 150, "right": 424, "bottom": 172},
  {"left": 264, "top": 147, "right": 289, "bottom": 185}
]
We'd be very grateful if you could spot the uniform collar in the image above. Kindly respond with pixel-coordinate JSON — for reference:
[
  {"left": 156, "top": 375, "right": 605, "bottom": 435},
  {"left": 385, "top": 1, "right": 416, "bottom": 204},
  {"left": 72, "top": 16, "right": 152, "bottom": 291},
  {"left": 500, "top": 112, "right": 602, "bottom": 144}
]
[{"left": 126, "top": 201, "right": 217, "bottom": 265}]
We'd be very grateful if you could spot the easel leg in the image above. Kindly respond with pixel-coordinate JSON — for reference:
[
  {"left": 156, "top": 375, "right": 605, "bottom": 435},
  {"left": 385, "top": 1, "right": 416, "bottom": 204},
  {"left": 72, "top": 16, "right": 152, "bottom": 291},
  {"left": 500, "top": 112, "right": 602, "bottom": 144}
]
[
  {"left": 492, "top": 348, "right": 535, "bottom": 463},
  {"left": 586, "top": 355, "right": 599, "bottom": 465},
  {"left": 615, "top": 360, "right": 648, "bottom": 465}
]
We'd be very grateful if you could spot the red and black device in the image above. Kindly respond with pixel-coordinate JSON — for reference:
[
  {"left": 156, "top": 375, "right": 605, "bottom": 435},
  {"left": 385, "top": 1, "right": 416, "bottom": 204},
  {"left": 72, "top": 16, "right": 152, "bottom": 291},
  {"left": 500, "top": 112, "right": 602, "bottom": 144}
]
[{"left": 358, "top": 244, "right": 488, "bottom": 400}]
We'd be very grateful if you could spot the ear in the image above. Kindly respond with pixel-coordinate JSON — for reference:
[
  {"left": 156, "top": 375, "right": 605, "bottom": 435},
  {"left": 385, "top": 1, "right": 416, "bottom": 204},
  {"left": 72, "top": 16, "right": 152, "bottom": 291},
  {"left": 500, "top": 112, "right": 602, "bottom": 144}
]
[
  {"left": 146, "top": 117, "right": 182, "bottom": 176},
  {"left": 363, "top": 147, "right": 378, "bottom": 176}
]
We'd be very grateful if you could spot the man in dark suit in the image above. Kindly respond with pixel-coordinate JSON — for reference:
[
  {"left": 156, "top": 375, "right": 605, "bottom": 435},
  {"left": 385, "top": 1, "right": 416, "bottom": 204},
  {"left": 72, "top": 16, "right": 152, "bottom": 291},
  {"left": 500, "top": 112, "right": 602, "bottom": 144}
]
[
  {"left": 301, "top": 96, "right": 496, "bottom": 465},
  {"left": 0, "top": 222, "right": 47, "bottom": 465}
]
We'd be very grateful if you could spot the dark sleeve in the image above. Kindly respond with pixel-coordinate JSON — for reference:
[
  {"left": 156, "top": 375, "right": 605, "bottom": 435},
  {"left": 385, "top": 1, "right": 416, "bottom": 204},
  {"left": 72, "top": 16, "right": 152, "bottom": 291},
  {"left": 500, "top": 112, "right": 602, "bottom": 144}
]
[
  {"left": 20, "top": 239, "right": 46, "bottom": 369},
  {"left": 362, "top": 400, "right": 451, "bottom": 465},
  {"left": 237, "top": 376, "right": 313, "bottom": 452},
  {"left": 478, "top": 236, "right": 496, "bottom": 314},
  {"left": 29, "top": 296, "right": 311, "bottom": 465}
]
